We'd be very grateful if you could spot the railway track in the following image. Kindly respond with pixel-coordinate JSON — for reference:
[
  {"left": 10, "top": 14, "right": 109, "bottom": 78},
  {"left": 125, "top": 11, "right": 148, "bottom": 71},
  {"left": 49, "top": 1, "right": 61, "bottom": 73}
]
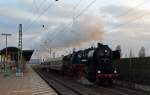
[
  {"left": 33, "top": 67, "right": 148, "bottom": 95},
  {"left": 34, "top": 68, "right": 100, "bottom": 95},
  {"left": 90, "top": 85, "right": 147, "bottom": 95}
]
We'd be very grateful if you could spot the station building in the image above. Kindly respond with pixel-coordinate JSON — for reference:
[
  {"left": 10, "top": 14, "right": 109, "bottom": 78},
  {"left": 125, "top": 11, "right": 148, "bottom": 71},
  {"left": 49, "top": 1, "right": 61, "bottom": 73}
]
[{"left": 0, "top": 47, "right": 34, "bottom": 71}]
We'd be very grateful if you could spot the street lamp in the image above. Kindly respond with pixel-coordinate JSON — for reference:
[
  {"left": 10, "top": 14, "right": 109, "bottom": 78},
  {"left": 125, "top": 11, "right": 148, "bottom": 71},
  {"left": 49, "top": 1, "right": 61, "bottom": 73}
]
[{"left": 1, "top": 33, "right": 12, "bottom": 76}]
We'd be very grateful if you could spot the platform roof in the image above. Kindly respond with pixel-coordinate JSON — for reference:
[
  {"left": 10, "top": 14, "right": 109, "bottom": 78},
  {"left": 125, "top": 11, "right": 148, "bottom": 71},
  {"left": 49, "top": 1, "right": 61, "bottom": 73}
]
[{"left": 0, "top": 47, "right": 34, "bottom": 61}]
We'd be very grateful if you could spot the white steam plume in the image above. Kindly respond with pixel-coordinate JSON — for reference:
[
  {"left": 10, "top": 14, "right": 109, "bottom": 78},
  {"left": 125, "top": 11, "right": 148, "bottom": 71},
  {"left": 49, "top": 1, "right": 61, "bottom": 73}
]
[{"left": 35, "top": 14, "right": 104, "bottom": 49}]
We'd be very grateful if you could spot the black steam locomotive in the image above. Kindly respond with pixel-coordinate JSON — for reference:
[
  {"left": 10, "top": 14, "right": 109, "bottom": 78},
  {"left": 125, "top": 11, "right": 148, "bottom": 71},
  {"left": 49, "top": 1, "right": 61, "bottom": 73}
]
[
  {"left": 42, "top": 43, "right": 120, "bottom": 85},
  {"left": 62, "top": 43, "right": 120, "bottom": 84}
]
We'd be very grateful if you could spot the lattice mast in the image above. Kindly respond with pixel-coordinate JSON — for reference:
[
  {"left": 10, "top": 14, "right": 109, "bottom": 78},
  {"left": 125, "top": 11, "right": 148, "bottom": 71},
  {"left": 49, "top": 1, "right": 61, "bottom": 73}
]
[{"left": 17, "top": 24, "right": 23, "bottom": 73}]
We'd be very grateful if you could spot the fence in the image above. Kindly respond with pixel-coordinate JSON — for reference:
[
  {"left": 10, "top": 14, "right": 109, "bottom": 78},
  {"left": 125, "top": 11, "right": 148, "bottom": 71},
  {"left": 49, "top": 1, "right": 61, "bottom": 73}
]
[{"left": 113, "top": 57, "right": 150, "bottom": 85}]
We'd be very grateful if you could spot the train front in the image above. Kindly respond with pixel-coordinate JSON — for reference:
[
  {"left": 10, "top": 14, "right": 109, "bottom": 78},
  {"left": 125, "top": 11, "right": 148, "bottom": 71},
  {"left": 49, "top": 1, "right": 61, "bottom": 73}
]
[{"left": 94, "top": 43, "right": 120, "bottom": 84}]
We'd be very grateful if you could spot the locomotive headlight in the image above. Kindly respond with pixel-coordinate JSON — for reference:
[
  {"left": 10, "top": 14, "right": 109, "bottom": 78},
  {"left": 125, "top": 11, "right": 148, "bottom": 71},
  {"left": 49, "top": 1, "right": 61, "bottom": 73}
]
[
  {"left": 114, "top": 70, "right": 117, "bottom": 74},
  {"left": 97, "top": 70, "right": 101, "bottom": 74}
]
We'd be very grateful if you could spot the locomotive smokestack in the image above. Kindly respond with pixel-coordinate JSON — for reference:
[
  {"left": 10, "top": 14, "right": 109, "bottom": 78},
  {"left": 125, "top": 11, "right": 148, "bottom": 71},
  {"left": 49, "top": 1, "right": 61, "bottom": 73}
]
[{"left": 97, "top": 43, "right": 103, "bottom": 47}]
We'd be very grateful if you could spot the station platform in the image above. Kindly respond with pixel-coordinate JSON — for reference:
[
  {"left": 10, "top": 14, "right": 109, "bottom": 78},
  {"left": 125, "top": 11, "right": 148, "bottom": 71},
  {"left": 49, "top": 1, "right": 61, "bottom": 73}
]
[{"left": 0, "top": 65, "right": 58, "bottom": 95}]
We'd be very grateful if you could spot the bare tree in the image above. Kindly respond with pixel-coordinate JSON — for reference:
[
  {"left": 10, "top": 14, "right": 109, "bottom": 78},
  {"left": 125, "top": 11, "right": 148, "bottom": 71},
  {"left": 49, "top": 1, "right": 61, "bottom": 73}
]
[
  {"left": 125, "top": 53, "right": 127, "bottom": 58},
  {"left": 116, "top": 45, "right": 122, "bottom": 57},
  {"left": 129, "top": 48, "right": 134, "bottom": 58},
  {"left": 139, "top": 46, "right": 146, "bottom": 57}
]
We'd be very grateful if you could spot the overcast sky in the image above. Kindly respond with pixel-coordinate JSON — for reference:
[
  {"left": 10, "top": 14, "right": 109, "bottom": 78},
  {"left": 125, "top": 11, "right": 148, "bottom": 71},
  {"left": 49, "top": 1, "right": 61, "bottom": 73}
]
[{"left": 0, "top": 0, "right": 150, "bottom": 58}]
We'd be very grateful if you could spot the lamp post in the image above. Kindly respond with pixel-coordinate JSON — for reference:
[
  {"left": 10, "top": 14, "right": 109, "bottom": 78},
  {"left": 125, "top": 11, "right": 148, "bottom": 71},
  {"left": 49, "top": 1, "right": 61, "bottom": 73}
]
[{"left": 1, "top": 33, "right": 12, "bottom": 76}]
